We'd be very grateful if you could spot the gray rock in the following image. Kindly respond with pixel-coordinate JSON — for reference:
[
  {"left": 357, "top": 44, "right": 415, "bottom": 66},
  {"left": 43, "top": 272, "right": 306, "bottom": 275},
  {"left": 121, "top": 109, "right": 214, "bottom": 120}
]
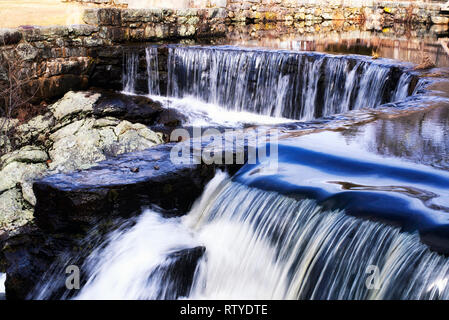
[
  {"left": 15, "top": 43, "right": 38, "bottom": 61},
  {"left": 50, "top": 91, "right": 101, "bottom": 123},
  {"left": 15, "top": 112, "right": 55, "bottom": 147},
  {"left": 0, "top": 188, "right": 34, "bottom": 233},
  {"left": 0, "top": 161, "right": 48, "bottom": 194},
  {"left": 1, "top": 145, "right": 48, "bottom": 168},
  {"left": 48, "top": 118, "right": 164, "bottom": 173},
  {"left": 0, "top": 90, "right": 165, "bottom": 235},
  {"left": 48, "top": 118, "right": 105, "bottom": 172},
  {"left": 0, "top": 145, "right": 48, "bottom": 213},
  {"left": 69, "top": 24, "right": 99, "bottom": 37}
]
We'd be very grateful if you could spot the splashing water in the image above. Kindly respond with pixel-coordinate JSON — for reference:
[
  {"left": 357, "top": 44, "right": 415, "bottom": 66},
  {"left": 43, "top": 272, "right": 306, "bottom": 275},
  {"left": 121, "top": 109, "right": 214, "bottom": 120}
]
[
  {"left": 75, "top": 212, "right": 200, "bottom": 300},
  {"left": 149, "top": 95, "right": 295, "bottom": 127}
]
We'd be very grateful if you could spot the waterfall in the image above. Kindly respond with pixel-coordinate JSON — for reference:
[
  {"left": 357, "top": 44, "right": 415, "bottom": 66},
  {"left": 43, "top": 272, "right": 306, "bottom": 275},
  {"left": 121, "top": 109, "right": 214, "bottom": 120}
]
[
  {"left": 393, "top": 73, "right": 413, "bottom": 102},
  {"left": 146, "top": 47, "right": 161, "bottom": 96},
  {"left": 122, "top": 51, "right": 139, "bottom": 94},
  {"left": 120, "top": 46, "right": 415, "bottom": 121},
  {"left": 69, "top": 172, "right": 449, "bottom": 300},
  {"left": 165, "top": 46, "right": 414, "bottom": 120}
]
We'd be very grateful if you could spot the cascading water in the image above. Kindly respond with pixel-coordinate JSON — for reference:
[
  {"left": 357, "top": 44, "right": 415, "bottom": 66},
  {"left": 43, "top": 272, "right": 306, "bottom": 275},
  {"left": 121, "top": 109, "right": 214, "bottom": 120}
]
[
  {"left": 122, "top": 51, "right": 139, "bottom": 94},
  {"left": 73, "top": 213, "right": 201, "bottom": 300},
  {"left": 122, "top": 46, "right": 415, "bottom": 121},
  {"left": 165, "top": 46, "right": 415, "bottom": 120},
  {"left": 393, "top": 73, "right": 413, "bottom": 102},
  {"left": 146, "top": 47, "right": 161, "bottom": 96},
  {"left": 65, "top": 172, "right": 449, "bottom": 300},
  {"left": 0, "top": 273, "right": 5, "bottom": 300}
]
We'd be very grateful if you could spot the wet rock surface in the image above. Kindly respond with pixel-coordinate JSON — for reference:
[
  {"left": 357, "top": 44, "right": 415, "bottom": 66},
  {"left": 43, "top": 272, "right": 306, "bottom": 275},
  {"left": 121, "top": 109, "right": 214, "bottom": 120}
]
[
  {"left": 1, "top": 227, "right": 71, "bottom": 300},
  {"left": 93, "top": 91, "right": 187, "bottom": 126},
  {"left": 33, "top": 143, "right": 216, "bottom": 233}
]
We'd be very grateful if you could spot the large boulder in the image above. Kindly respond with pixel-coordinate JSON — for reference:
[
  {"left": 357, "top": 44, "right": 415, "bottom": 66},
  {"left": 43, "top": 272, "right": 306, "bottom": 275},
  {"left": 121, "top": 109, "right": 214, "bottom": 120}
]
[{"left": 33, "top": 143, "right": 218, "bottom": 233}]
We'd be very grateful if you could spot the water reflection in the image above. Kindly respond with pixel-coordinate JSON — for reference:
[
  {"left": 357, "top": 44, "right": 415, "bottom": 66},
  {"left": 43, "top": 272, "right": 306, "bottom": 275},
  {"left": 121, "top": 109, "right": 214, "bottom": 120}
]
[
  {"left": 222, "top": 22, "right": 449, "bottom": 67},
  {"left": 340, "top": 105, "right": 449, "bottom": 170}
]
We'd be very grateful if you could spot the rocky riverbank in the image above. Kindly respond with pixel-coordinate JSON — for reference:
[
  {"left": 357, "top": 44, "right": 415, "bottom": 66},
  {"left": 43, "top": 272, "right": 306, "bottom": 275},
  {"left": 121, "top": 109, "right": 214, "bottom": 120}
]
[{"left": 0, "top": 91, "right": 172, "bottom": 240}]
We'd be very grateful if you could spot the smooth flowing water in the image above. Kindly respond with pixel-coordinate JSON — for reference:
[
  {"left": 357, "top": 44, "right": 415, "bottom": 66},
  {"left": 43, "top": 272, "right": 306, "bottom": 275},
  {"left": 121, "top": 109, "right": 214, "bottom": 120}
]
[
  {"left": 122, "top": 51, "right": 139, "bottom": 94},
  {"left": 146, "top": 47, "right": 161, "bottom": 96},
  {"left": 68, "top": 172, "right": 449, "bottom": 300}
]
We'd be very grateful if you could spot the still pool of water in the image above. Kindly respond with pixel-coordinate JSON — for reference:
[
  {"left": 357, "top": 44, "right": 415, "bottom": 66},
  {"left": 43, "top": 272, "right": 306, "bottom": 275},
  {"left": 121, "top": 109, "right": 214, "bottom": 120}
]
[{"left": 217, "top": 22, "right": 449, "bottom": 68}]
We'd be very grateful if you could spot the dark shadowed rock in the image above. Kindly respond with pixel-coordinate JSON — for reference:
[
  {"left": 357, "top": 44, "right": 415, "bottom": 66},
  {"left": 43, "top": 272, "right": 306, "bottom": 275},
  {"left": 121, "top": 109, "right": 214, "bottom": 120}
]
[
  {"left": 0, "top": 29, "right": 22, "bottom": 45},
  {"left": 93, "top": 91, "right": 187, "bottom": 126},
  {"left": 147, "top": 246, "right": 206, "bottom": 299},
  {"left": 2, "top": 226, "right": 70, "bottom": 300}
]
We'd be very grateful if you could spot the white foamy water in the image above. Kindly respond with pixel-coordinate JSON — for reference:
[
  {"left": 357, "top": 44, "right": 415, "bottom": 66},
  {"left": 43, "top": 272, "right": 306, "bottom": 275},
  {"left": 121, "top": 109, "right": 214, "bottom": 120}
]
[
  {"left": 75, "top": 212, "right": 199, "bottom": 300},
  {"left": 150, "top": 95, "right": 295, "bottom": 127}
]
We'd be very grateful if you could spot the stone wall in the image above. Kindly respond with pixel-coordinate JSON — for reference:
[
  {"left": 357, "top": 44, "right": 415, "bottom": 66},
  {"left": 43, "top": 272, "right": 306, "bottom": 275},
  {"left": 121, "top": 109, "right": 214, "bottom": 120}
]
[
  {"left": 0, "top": 8, "right": 226, "bottom": 104},
  {"left": 66, "top": 0, "right": 225, "bottom": 8},
  {"left": 68, "top": 0, "right": 449, "bottom": 24},
  {"left": 226, "top": 0, "right": 448, "bottom": 24}
]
